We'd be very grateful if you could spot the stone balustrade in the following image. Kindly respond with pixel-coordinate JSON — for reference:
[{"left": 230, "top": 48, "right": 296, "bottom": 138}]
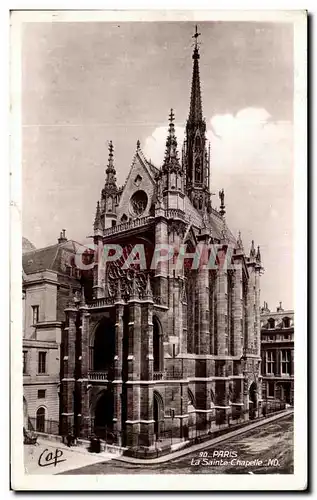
[{"left": 88, "top": 371, "right": 108, "bottom": 381}]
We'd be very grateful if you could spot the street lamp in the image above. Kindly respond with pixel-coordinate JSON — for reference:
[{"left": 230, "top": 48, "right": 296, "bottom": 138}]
[{"left": 170, "top": 408, "right": 175, "bottom": 446}]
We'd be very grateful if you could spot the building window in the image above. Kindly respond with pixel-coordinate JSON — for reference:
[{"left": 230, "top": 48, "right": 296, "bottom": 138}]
[
  {"left": 266, "top": 351, "right": 275, "bottom": 374},
  {"left": 32, "top": 305, "right": 39, "bottom": 324},
  {"left": 268, "top": 318, "right": 275, "bottom": 329},
  {"left": 281, "top": 350, "right": 291, "bottom": 374},
  {"left": 36, "top": 407, "right": 46, "bottom": 432},
  {"left": 23, "top": 351, "right": 27, "bottom": 374},
  {"left": 268, "top": 382, "right": 275, "bottom": 397},
  {"left": 38, "top": 389, "right": 46, "bottom": 399},
  {"left": 38, "top": 351, "right": 47, "bottom": 374},
  {"left": 283, "top": 317, "right": 290, "bottom": 328}
]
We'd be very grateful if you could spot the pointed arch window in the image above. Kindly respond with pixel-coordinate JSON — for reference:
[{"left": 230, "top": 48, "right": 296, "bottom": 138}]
[
  {"left": 195, "top": 158, "right": 202, "bottom": 184},
  {"left": 153, "top": 316, "right": 163, "bottom": 374}
]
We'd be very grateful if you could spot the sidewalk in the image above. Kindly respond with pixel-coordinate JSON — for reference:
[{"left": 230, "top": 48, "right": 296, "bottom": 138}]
[
  {"left": 116, "top": 409, "right": 293, "bottom": 465},
  {"left": 24, "top": 438, "right": 112, "bottom": 475}
]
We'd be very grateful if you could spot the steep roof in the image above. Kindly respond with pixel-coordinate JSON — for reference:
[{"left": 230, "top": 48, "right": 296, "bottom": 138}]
[
  {"left": 22, "top": 237, "right": 36, "bottom": 253},
  {"left": 184, "top": 195, "right": 236, "bottom": 243},
  {"left": 22, "top": 240, "right": 83, "bottom": 275}
]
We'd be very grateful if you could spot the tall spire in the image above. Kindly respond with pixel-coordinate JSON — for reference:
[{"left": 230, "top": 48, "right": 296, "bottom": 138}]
[
  {"left": 184, "top": 26, "right": 210, "bottom": 213},
  {"left": 189, "top": 25, "right": 203, "bottom": 123},
  {"left": 105, "top": 141, "right": 117, "bottom": 186},
  {"left": 162, "top": 109, "right": 181, "bottom": 172}
]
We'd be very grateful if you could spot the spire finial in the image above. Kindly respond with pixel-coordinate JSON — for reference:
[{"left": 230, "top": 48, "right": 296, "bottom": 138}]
[
  {"left": 256, "top": 245, "right": 261, "bottom": 263},
  {"left": 219, "top": 189, "right": 225, "bottom": 216},
  {"left": 163, "top": 109, "right": 181, "bottom": 172},
  {"left": 105, "top": 140, "right": 117, "bottom": 186},
  {"left": 136, "top": 139, "right": 140, "bottom": 151},
  {"left": 237, "top": 231, "right": 244, "bottom": 252},
  {"left": 144, "top": 274, "right": 153, "bottom": 301},
  {"left": 250, "top": 240, "right": 256, "bottom": 259},
  {"left": 130, "top": 273, "right": 138, "bottom": 300},
  {"left": 93, "top": 200, "right": 102, "bottom": 231}
]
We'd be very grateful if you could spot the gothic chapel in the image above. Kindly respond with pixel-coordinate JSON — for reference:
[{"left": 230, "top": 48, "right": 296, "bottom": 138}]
[{"left": 60, "top": 27, "right": 263, "bottom": 455}]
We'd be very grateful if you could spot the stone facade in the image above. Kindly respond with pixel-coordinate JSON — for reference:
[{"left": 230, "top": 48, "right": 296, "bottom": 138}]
[
  {"left": 260, "top": 302, "right": 294, "bottom": 406},
  {"left": 22, "top": 233, "right": 82, "bottom": 433},
  {"left": 60, "top": 29, "right": 263, "bottom": 454}
]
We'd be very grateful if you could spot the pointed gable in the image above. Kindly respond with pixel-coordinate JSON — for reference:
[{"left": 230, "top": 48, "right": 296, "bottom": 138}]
[{"left": 116, "top": 148, "right": 158, "bottom": 222}]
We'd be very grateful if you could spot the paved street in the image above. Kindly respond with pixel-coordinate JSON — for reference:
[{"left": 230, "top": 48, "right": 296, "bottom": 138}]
[{"left": 61, "top": 413, "right": 293, "bottom": 475}]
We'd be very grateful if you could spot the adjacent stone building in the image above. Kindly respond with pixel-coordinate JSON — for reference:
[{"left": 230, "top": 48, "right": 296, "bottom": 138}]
[
  {"left": 22, "top": 232, "right": 82, "bottom": 433},
  {"left": 261, "top": 301, "right": 294, "bottom": 406},
  {"left": 60, "top": 28, "right": 263, "bottom": 454}
]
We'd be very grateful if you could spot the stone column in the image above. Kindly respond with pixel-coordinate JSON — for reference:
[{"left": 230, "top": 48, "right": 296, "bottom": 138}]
[
  {"left": 255, "top": 266, "right": 261, "bottom": 356},
  {"left": 154, "top": 218, "right": 169, "bottom": 305},
  {"left": 216, "top": 269, "right": 227, "bottom": 356},
  {"left": 232, "top": 261, "right": 243, "bottom": 357},
  {"left": 197, "top": 243, "right": 210, "bottom": 355},
  {"left": 246, "top": 265, "right": 256, "bottom": 350},
  {"left": 78, "top": 301, "right": 90, "bottom": 439},
  {"left": 113, "top": 294, "right": 124, "bottom": 445},
  {"left": 124, "top": 284, "right": 142, "bottom": 447},
  {"left": 93, "top": 232, "right": 104, "bottom": 299},
  {"left": 139, "top": 289, "right": 155, "bottom": 446},
  {"left": 60, "top": 303, "right": 77, "bottom": 437}
]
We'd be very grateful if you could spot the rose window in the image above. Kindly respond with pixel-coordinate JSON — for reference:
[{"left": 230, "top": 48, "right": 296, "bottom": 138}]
[{"left": 130, "top": 190, "right": 148, "bottom": 216}]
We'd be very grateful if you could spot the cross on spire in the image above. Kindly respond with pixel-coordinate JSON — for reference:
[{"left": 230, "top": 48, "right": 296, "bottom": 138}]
[
  {"left": 192, "top": 25, "right": 201, "bottom": 48},
  {"left": 169, "top": 108, "right": 175, "bottom": 123}
]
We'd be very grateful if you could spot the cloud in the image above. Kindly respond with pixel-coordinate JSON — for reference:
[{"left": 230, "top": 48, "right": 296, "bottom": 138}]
[
  {"left": 143, "top": 126, "right": 185, "bottom": 167},
  {"left": 143, "top": 107, "right": 293, "bottom": 177}
]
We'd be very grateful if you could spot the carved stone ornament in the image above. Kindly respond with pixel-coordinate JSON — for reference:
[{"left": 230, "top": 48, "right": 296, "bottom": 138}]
[
  {"left": 105, "top": 244, "right": 150, "bottom": 298},
  {"left": 130, "top": 190, "right": 148, "bottom": 216}
]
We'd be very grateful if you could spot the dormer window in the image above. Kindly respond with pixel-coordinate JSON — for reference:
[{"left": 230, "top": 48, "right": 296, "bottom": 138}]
[
  {"left": 283, "top": 317, "right": 290, "bottom": 328},
  {"left": 268, "top": 318, "right": 275, "bottom": 329}
]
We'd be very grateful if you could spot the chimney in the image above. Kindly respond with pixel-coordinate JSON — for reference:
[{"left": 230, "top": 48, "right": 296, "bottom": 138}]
[
  {"left": 58, "top": 229, "right": 68, "bottom": 244},
  {"left": 277, "top": 301, "right": 284, "bottom": 312}
]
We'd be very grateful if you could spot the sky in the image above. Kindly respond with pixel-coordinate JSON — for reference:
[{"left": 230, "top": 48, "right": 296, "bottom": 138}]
[{"left": 22, "top": 20, "right": 294, "bottom": 310}]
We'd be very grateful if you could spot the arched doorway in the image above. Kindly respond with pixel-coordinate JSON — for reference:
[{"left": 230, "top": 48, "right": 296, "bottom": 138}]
[
  {"left": 92, "top": 318, "right": 116, "bottom": 376},
  {"left": 249, "top": 382, "right": 257, "bottom": 420},
  {"left": 36, "top": 407, "right": 45, "bottom": 432},
  {"left": 94, "top": 390, "right": 114, "bottom": 442},
  {"left": 153, "top": 316, "right": 163, "bottom": 374}
]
